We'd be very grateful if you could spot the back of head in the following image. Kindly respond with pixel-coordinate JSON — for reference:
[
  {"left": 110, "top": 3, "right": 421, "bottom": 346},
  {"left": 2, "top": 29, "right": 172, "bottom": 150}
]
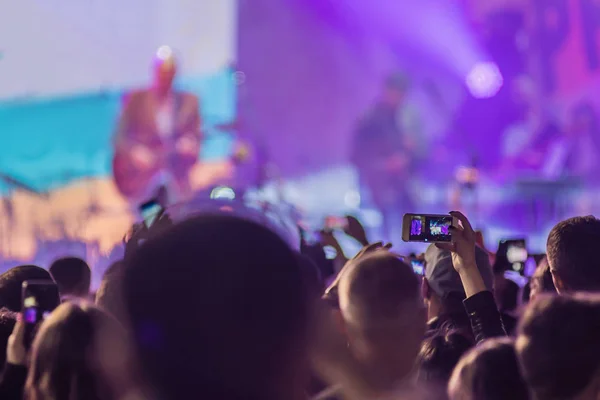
[
  {"left": 0, "top": 265, "right": 55, "bottom": 312},
  {"left": 338, "top": 252, "right": 425, "bottom": 379},
  {"left": 425, "top": 245, "right": 494, "bottom": 315},
  {"left": 449, "top": 338, "right": 529, "bottom": 400},
  {"left": 95, "top": 261, "right": 126, "bottom": 324},
  {"left": 517, "top": 293, "right": 600, "bottom": 400},
  {"left": 547, "top": 216, "right": 600, "bottom": 292},
  {"left": 49, "top": 257, "right": 91, "bottom": 298},
  {"left": 26, "top": 302, "right": 121, "bottom": 400},
  {"left": 418, "top": 329, "right": 473, "bottom": 386},
  {"left": 123, "top": 215, "right": 309, "bottom": 400}
]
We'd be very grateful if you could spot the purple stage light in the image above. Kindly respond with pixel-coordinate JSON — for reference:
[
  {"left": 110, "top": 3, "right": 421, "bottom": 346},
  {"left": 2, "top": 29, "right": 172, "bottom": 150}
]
[{"left": 465, "top": 62, "right": 504, "bottom": 98}]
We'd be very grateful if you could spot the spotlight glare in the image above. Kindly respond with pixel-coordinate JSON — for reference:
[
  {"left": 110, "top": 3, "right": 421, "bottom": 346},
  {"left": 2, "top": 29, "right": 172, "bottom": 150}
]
[{"left": 465, "top": 62, "right": 503, "bottom": 99}]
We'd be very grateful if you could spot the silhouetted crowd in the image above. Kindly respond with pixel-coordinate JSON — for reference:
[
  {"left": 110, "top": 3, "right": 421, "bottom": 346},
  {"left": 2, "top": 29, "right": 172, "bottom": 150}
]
[{"left": 1, "top": 208, "right": 600, "bottom": 400}]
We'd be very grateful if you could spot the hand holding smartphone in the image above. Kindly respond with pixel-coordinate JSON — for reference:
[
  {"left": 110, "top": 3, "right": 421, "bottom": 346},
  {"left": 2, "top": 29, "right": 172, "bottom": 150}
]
[
  {"left": 402, "top": 213, "right": 457, "bottom": 243},
  {"left": 139, "top": 199, "right": 164, "bottom": 228},
  {"left": 21, "top": 280, "right": 59, "bottom": 349}
]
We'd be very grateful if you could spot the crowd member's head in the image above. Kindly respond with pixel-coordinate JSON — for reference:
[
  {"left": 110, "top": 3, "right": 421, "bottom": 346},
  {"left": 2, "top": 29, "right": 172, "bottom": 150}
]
[
  {"left": 418, "top": 329, "right": 472, "bottom": 387},
  {"left": 123, "top": 215, "right": 310, "bottom": 400},
  {"left": 338, "top": 251, "right": 426, "bottom": 390},
  {"left": 546, "top": 216, "right": 600, "bottom": 293},
  {"left": 449, "top": 337, "right": 528, "bottom": 400},
  {"left": 423, "top": 245, "right": 494, "bottom": 326},
  {"left": 517, "top": 293, "right": 600, "bottom": 400},
  {"left": 95, "top": 261, "right": 126, "bottom": 324},
  {"left": 26, "top": 301, "right": 127, "bottom": 400},
  {"left": 0, "top": 265, "right": 56, "bottom": 312},
  {"left": 49, "top": 257, "right": 91, "bottom": 299},
  {"left": 529, "top": 257, "right": 556, "bottom": 301}
]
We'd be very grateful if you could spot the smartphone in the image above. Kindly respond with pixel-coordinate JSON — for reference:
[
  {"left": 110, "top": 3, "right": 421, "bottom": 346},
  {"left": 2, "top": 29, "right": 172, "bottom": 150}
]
[
  {"left": 411, "top": 259, "right": 425, "bottom": 275},
  {"left": 402, "top": 214, "right": 456, "bottom": 243},
  {"left": 324, "top": 216, "right": 348, "bottom": 231},
  {"left": 139, "top": 199, "right": 163, "bottom": 228},
  {"left": 499, "top": 238, "right": 528, "bottom": 274},
  {"left": 22, "top": 280, "right": 59, "bottom": 349}
]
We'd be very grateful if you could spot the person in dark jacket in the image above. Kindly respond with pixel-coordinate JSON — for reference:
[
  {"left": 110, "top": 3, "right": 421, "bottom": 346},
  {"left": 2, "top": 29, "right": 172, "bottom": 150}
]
[{"left": 423, "top": 232, "right": 505, "bottom": 343}]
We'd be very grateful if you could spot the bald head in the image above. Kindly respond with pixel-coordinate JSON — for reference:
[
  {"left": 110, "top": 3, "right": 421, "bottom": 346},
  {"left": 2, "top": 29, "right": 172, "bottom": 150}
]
[
  {"left": 339, "top": 252, "right": 422, "bottom": 329},
  {"left": 337, "top": 252, "right": 426, "bottom": 385}
]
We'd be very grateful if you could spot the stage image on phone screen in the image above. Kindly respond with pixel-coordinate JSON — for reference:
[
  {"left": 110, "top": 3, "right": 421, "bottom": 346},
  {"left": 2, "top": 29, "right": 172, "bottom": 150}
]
[
  {"left": 411, "top": 259, "right": 425, "bottom": 275},
  {"left": 409, "top": 215, "right": 452, "bottom": 242},
  {"left": 140, "top": 201, "right": 162, "bottom": 228}
]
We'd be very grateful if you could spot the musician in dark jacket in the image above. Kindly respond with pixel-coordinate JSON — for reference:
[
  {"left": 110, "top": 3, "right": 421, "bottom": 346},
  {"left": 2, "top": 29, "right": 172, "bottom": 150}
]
[
  {"left": 351, "top": 74, "right": 416, "bottom": 241},
  {"left": 113, "top": 46, "right": 201, "bottom": 204}
]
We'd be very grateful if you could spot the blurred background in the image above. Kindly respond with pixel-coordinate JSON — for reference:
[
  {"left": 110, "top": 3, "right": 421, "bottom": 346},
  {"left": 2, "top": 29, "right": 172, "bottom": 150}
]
[{"left": 2, "top": 0, "right": 600, "bottom": 275}]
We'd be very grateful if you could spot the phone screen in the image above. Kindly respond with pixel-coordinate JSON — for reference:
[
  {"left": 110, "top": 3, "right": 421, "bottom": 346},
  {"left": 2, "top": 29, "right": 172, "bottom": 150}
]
[
  {"left": 499, "top": 239, "right": 528, "bottom": 274},
  {"left": 22, "top": 281, "right": 59, "bottom": 348},
  {"left": 139, "top": 200, "right": 163, "bottom": 228},
  {"left": 406, "top": 214, "right": 453, "bottom": 242},
  {"left": 411, "top": 259, "right": 425, "bottom": 275}
]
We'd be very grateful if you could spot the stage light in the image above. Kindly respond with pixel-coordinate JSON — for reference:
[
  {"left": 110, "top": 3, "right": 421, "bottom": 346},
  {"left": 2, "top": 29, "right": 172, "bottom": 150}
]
[
  {"left": 210, "top": 186, "right": 236, "bottom": 200},
  {"left": 344, "top": 190, "right": 361, "bottom": 209},
  {"left": 465, "top": 62, "right": 503, "bottom": 98},
  {"left": 156, "top": 45, "right": 173, "bottom": 60}
]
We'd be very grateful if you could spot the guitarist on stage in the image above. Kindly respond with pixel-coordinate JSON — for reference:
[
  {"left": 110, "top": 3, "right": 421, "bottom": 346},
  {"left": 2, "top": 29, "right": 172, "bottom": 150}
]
[
  {"left": 351, "top": 73, "right": 418, "bottom": 241},
  {"left": 113, "top": 46, "right": 201, "bottom": 205}
]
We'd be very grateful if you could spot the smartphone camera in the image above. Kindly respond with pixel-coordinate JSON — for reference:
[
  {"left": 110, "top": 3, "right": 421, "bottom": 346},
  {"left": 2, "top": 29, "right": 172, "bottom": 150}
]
[
  {"left": 498, "top": 239, "right": 528, "bottom": 275},
  {"left": 139, "top": 199, "right": 163, "bottom": 228},
  {"left": 403, "top": 214, "right": 454, "bottom": 243}
]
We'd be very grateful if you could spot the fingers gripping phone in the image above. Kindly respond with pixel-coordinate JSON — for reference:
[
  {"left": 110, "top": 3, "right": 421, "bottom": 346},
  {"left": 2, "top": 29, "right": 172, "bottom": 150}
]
[
  {"left": 402, "top": 214, "right": 457, "bottom": 243},
  {"left": 22, "top": 280, "right": 59, "bottom": 349}
]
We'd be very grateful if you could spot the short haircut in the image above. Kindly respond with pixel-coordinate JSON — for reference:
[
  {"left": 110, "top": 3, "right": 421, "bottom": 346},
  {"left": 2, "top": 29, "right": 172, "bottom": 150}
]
[
  {"left": 546, "top": 216, "right": 600, "bottom": 291},
  {"left": 449, "top": 338, "right": 528, "bottom": 400},
  {"left": 338, "top": 252, "right": 421, "bottom": 331},
  {"left": 0, "top": 265, "right": 55, "bottom": 312},
  {"left": 123, "top": 215, "right": 309, "bottom": 400},
  {"left": 517, "top": 293, "right": 600, "bottom": 400},
  {"left": 49, "top": 257, "right": 91, "bottom": 298}
]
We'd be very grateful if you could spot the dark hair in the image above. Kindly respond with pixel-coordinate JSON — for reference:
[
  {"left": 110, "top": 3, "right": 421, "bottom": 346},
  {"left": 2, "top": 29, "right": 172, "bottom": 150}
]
[
  {"left": 546, "top": 216, "right": 600, "bottom": 291},
  {"left": 95, "top": 261, "right": 126, "bottom": 324},
  {"left": 0, "top": 265, "right": 55, "bottom": 312},
  {"left": 25, "top": 302, "right": 123, "bottom": 400},
  {"left": 123, "top": 215, "right": 309, "bottom": 400},
  {"left": 49, "top": 257, "right": 91, "bottom": 298},
  {"left": 517, "top": 293, "right": 600, "bottom": 400},
  {"left": 418, "top": 329, "right": 473, "bottom": 385},
  {"left": 449, "top": 338, "right": 529, "bottom": 400},
  {"left": 498, "top": 278, "right": 520, "bottom": 312}
]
